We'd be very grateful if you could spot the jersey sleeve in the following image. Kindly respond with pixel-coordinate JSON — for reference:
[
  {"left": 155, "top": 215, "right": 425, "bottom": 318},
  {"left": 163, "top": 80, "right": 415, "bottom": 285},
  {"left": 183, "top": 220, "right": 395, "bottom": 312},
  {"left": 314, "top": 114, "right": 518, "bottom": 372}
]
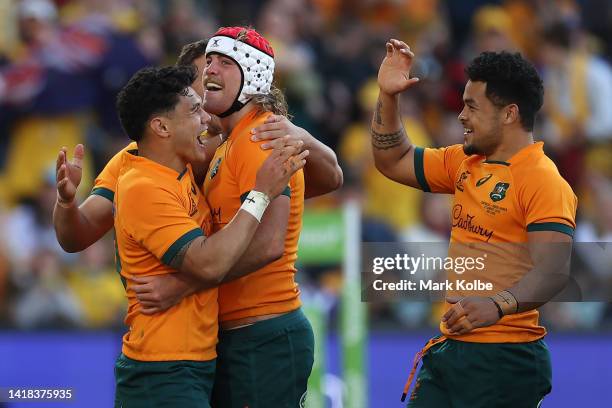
[
  {"left": 414, "top": 144, "right": 467, "bottom": 193},
  {"left": 521, "top": 171, "right": 577, "bottom": 237},
  {"left": 119, "top": 181, "right": 203, "bottom": 266},
  {"left": 90, "top": 142, "right": 137, "bottom": 202}
]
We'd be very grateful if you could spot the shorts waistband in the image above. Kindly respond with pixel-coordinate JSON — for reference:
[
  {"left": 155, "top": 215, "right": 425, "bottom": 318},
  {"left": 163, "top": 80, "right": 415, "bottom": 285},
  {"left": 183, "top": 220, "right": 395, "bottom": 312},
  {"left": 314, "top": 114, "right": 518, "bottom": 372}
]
[{"left": 219, "top": 308, "right": 305, "bottom": 339}]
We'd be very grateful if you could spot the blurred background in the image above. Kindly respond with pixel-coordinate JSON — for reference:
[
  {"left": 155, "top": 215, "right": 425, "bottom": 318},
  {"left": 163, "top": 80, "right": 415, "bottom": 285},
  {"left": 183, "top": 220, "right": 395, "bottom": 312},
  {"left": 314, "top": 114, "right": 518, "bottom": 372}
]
[{"left": 0, "top": 0, "right": 610, "bottom": 407}]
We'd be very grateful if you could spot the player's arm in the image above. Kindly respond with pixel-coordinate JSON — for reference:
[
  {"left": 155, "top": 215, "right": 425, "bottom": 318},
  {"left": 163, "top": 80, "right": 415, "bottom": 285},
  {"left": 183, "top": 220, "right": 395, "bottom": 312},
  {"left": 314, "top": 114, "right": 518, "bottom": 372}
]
[
  {"left": 133, "top": 144, "right": 298, "bottom": 313},
  {"left": 443, "top": 231, "right": 573, "bottom": 335},
  {"left": 53, "top": 145, "right": 114, "bottom": 252},
  {"left": 133, "top": 196, "right": 289, "bottom": 314},
  {"left": 170, "top": 143, "right": 307, "bottom": 285},
  {"left": 370, "top": 39, "right": 422, "bottom": 188},
  {"left": 251, "top": 115, "right": 343, "bottom": 198},
  {"left": 502, "top": 231, "right": 573, "bottom": 312},
  {"left": 221, "top": 194, "right": 289, "bottom": 281}
]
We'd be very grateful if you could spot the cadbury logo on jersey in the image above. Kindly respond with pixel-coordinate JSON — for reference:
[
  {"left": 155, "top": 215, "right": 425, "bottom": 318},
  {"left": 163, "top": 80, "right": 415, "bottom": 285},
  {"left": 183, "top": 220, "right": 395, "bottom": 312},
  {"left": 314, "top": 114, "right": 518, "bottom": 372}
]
[
  {"left": 490, "top": 182, "right": 510, "bottom": 202},
  {"left": 452, "top": 204, "right": 494, "bottom": 242}
]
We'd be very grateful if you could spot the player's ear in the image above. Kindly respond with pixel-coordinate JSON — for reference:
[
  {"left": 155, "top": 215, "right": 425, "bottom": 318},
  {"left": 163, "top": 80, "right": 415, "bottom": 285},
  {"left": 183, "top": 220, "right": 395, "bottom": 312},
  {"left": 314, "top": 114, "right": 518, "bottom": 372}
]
[
  {"left": 503, "top": 104, "right": 519, "bottom": 126},
  {"left": 150, "top": 116, "right": 171, "bottom": 139}
]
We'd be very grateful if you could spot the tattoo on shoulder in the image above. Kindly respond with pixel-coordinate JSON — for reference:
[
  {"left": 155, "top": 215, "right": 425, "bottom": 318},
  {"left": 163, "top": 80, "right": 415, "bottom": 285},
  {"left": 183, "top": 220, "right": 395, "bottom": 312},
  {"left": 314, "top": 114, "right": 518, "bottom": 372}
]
[
  {"left": 375, "top": 99, "right": 383, "bottom": 125},
  {"left": 370, "top": 128, "right": 405, "bottom": 150},
  {"left": 169, "top": 239, "right": 195, "bottom": 270}
]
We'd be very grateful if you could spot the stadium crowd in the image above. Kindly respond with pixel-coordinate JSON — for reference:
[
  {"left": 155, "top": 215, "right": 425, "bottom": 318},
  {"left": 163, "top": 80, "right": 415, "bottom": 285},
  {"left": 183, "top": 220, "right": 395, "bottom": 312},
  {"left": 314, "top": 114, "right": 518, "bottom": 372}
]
[{"left": 0, "top": 0, "right": 610, "bottom": 331}]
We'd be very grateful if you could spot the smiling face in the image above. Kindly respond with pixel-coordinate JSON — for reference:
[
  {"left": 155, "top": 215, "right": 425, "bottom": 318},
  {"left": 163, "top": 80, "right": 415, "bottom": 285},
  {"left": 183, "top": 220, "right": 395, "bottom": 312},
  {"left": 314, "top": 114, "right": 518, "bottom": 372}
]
[
  {"left": 203, "top": 53, "right": 243, "bottom": 115},
  {"left": 458, "top": 80, "right": 504, "bottom": 156},
  {"left": 187, "top": 55, "right": 223, "bottom": 168},
  {"left": 163, "top": 86, "right": 212, "bottom": 166}
]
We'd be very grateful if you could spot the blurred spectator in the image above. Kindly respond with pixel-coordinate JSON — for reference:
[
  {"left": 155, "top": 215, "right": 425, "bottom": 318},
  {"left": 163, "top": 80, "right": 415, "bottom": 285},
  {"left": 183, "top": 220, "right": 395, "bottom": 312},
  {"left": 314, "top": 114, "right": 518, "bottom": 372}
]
[
  {"left": 11, "top": 247, "right": 82, "bottom": 329},
  {"left": 67, "top": 237, "right": 125, "bottom": 328},
  {"left": 471, "top": 5, "right": 520, "bottom": 54},
  {"left": 339, "top": 79, "right": 431, "bottom": 234},
  {"left": 394, "top": 194, "right": 451, "bottom": 328},
  {"left": 2, "top": 171, "right": 71, "bottom": 277},
  {"left": 575, "top": 171, "right": 612, "bottom": 243},
  {"left": 539, "top": 21, "right": 612, "bottom": 186},
  {"left": 0, "top": 0, "right": 151, "bottom": 204},
  {"left": 258, "top": 0, "right": 325, "bottom": 134},
  {"left": 401, "top": 194, "right": 451, "bottom": 243}
]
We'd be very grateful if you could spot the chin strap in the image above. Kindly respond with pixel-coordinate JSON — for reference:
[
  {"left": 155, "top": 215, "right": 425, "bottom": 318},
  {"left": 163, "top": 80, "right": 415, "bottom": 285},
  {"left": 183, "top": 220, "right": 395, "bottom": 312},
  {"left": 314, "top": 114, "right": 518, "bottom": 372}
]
[{"left": 217, "top": 99, "right": 248, "bottom": 118}]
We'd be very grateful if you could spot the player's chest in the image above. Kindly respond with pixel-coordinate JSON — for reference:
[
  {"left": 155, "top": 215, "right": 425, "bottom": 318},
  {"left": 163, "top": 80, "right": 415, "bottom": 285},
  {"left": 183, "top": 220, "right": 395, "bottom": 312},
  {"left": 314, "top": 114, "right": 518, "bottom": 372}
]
[
  {"left": 450, "top": 164, "right": 523, "bottom": 241},
  {"left": 203, "top": 149, "right": 241, "bottom": 228}
]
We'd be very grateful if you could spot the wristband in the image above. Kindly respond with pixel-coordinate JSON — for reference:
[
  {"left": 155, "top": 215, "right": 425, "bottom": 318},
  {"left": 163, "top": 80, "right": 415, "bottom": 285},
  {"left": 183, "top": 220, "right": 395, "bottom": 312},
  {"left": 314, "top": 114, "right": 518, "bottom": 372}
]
[
  {"left": 490, "top": 297, "right": 504, "bottom": 318},
  {"left": 239, "top": 191, "right": 270, "bottom": 222},
  {"left": 491, "top": 290, "right": 519, "bottom": 316}
]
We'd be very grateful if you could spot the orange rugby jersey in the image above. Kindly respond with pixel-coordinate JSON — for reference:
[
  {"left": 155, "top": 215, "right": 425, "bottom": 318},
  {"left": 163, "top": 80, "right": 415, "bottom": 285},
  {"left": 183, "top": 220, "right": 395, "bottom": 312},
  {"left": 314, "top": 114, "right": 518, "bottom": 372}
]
[
  {"left": 203, "top": 109, "right": 305, "bottom": 322},
  {"left": 114, "top": 151, "right": 217, "bottom": 361},
  {"left": 415, "top": 142, "right": 577, "bottom": 343},
  {"left": 90, "top": 142, "right": 138, "bottom": 202}
]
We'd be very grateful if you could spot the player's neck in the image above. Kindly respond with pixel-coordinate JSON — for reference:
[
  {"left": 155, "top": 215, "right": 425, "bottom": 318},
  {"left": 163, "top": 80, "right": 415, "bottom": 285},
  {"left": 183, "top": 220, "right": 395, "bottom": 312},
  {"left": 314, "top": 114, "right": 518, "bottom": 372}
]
[
  {"left": 220, "top": 100, "right": 256, "bottom": 136},
  {"left": 486, "top": 131, "right": 534, "bottom": 162},
  {"left": 138, "top": 140, "right": 187, "bottom": 174}
]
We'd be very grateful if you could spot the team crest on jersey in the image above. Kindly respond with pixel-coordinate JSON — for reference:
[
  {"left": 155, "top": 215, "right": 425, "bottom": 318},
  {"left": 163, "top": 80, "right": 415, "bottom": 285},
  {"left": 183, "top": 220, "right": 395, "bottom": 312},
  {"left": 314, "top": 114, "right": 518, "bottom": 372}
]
[
  {"left": 210, "top": 158, "right": 222, "bottom": 179},
  {"left": 490, "top": 182, "right": 510, "bottom": 202}
]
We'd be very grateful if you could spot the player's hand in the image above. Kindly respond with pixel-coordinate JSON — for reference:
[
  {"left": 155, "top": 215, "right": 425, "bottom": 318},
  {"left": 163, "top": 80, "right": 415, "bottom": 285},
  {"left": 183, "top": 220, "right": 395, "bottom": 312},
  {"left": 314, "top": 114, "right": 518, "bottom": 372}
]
[
  {"left": 132, "top": 274, "right": 193, "bottom": 315},
  {"left": 442, "top": 296, "right": 501, "bottom": 335},
  {"left": 254, "top": 137, "right": 308, "bottom": 198},
  {"left": 378, "top": 39, "right": 420, "bottom": 96},
  {"left": 55, "top": 144, "right": 84, "bottom": 206},
  {"left": 250, "top": 115, "right": 311, "bottom": 151}
]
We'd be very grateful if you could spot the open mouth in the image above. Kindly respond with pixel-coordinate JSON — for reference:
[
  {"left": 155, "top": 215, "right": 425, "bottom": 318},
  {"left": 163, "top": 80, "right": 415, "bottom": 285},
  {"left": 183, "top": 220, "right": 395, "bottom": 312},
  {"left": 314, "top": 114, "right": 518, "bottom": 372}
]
[
  {"left": 464, "top": 128, "right": 474, "bottom": 136},
  {"left": 205, "top": 82, "right": 223, "bottom": 92},
  {"left": 196, "top": 131, "right": 207, "bottom": 147}
]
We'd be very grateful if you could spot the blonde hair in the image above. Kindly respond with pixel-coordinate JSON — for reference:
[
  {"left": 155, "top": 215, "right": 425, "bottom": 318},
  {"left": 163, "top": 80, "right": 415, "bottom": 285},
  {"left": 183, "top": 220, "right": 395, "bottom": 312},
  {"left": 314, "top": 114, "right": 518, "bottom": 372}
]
[{"left": 249, "top": 85, "right": 292, "bottom": 119}]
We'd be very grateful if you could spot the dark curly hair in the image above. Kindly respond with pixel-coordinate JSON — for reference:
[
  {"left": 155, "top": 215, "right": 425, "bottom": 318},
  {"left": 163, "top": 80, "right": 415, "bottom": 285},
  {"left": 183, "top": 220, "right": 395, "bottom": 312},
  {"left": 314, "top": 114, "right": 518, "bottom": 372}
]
[
  {"left": 116, "top": 65, "right": 197, "bottom": 141},
  {"left": 176, "top": 39, "right": 208, "bottom": 68},
  {"left": 466, "top": 51, "right": 544, "bottom": 131}
]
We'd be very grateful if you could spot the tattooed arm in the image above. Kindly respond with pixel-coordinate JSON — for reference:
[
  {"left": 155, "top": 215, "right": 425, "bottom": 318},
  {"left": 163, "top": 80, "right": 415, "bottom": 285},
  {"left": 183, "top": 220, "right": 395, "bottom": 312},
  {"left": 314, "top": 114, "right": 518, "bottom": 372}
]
[{"left": 371, "top": 39, "right": 422, "bottom": 188}]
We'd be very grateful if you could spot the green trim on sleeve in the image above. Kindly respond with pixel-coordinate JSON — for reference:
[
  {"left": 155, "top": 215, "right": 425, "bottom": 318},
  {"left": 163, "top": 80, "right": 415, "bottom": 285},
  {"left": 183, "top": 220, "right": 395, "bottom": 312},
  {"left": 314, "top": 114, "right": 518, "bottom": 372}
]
[
  {"left": 527, "top": 222, "right": 574, "bottom": 237},
  {"left": 161, "top": 228, "right": 203, "bottom": 265},
  {"left": 414, "top": 147, "right": 430, "bottom": 192},
  {"left": 90, "top": 187, "right": 114, "bottom": 203}
]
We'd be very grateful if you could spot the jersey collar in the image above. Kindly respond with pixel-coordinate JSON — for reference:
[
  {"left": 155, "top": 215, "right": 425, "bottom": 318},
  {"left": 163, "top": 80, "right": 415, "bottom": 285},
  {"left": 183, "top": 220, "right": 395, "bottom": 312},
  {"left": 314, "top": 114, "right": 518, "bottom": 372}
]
[{"left": 483, "top": 141, "right": 544, "bottom": 167}]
